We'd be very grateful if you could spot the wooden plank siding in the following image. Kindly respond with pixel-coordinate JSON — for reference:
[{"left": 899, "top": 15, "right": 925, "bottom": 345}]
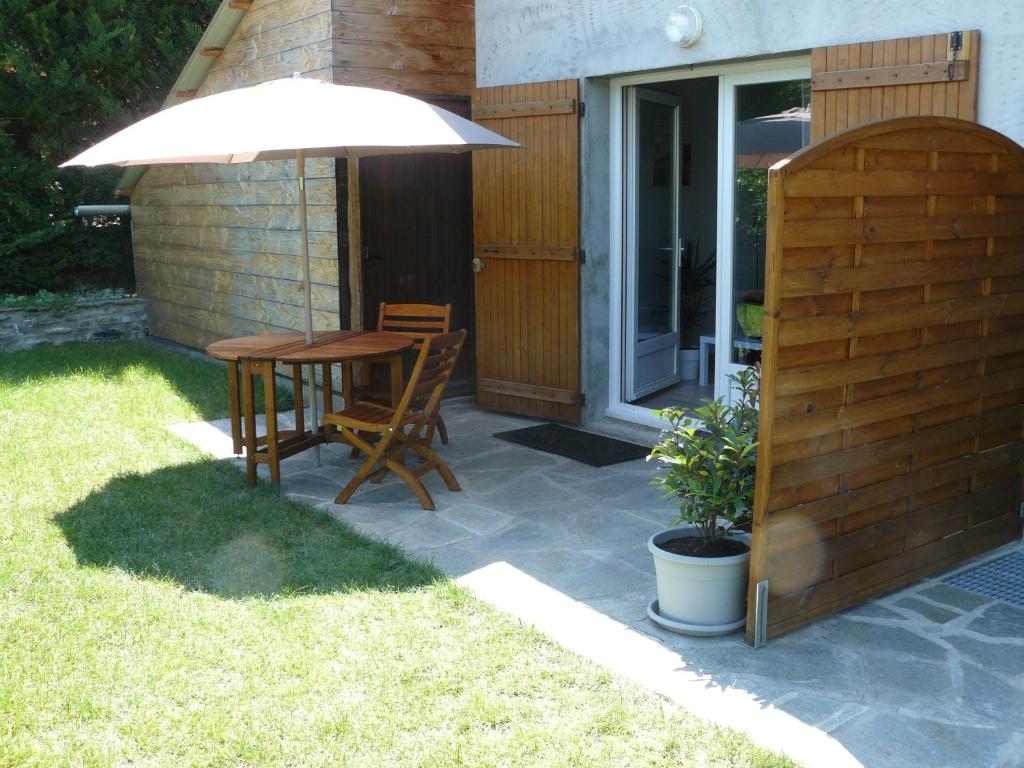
[
  {"left": 330, "top": 0, "right": 475, "bottom": 96},
  {"left": 130, "top": 0, "right": 477, "bottom": 351},
  {"left": 746, "top": 117, "right": 1024, "bottom": 644},
  {"left": 131, "top": 0, "right": 338, "bottom": 349}
]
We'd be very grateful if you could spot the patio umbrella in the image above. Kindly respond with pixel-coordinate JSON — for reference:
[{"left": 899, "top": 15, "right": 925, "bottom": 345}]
[
  {"left": 736, "top": 106, "right": 810, "bottom": 169},
  {"left": 62, "top": 75, "right": 518, "bottom": 453}
]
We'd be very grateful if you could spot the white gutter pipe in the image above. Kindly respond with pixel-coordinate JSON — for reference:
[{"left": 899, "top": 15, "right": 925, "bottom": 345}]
[{"left": 74, "top": 204, "right": 131, "bottom": 216}]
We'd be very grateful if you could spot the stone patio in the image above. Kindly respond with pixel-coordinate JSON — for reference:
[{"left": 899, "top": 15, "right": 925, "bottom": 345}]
[{"left": 173, "top": 397, "right": 1024, "bottom": 768}]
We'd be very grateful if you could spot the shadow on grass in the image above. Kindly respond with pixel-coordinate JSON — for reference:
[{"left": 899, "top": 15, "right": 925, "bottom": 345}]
[
  {"left": 0, "top": 340, "right": 290, "bottom": 421},
  {"left": 55, "top": 458, "right": 440, "bottom": 598}
]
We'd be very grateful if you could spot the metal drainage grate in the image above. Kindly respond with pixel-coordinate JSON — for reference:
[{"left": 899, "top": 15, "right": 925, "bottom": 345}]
[{"left": 944, "top": 552, "right": 1024, "bottom": 608}]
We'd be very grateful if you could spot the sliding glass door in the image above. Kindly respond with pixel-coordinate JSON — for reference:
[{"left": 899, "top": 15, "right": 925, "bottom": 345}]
[{"left": 715, "top": 70, "right": 811, "bottom": 400}]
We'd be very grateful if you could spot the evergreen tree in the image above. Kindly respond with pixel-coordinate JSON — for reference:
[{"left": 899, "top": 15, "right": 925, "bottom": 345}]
[{"left": 0, "top": 0, "right": 218, "bottom": 294}]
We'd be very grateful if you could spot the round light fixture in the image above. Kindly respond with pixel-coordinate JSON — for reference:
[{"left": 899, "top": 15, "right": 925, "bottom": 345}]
[{"left": 664, "top": 5, "right": 703, "bottom": 47}]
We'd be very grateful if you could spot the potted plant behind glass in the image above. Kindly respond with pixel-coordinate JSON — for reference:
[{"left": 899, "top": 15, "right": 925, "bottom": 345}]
[
  {"left": 646, "top": 366, "right": 759, "bottom": 635},
  {"left": 678, "top": 239, "right": 716, "bottom": 381}
]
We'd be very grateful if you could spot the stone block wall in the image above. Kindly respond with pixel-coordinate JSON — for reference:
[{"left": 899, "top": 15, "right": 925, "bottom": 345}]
[{"left": 0, "top": 298, "right": 148, "bottom": 352}]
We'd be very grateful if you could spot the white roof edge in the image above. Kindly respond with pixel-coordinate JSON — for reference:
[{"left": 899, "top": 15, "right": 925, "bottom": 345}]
[{"left": 116, "top": 0, "right": 249, "bottom": 195}]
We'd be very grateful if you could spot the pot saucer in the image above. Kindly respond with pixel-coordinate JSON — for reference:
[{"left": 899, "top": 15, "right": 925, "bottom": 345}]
[{"left": 646, "top": 599, "right": 746, "bottom": 637}]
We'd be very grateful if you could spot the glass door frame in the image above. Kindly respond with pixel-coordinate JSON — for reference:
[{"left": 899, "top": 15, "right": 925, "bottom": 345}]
[
  {"left": 715, "top": 65, "right": 813, "bottom": 402},
  {"left": 607, "top": 56, "right": 810, "bottom": 429},
  {"left": 624, "top": 86, "right": 683, "bottom": 401}
]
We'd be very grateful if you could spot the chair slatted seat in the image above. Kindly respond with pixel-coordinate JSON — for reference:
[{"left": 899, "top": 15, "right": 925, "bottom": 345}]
[
  {"left": 325, "top": 329, "right": 467, "bottom": 510},
  {"left": 351, "top": 302, "right": 452, "bottom": 446}
]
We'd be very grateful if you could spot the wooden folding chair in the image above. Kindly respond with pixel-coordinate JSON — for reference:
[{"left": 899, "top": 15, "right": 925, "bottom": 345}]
[
  {"left": 351, "top": 302, "right": 452, "bottom": 445},
  {"left": 325, "top": 329, "right": 467, "bottom": 510}
]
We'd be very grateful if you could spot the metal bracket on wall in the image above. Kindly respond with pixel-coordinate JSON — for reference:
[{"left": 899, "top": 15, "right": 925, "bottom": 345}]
[{"left": 752, "top": 580, "right": 769, "bottom": 649}]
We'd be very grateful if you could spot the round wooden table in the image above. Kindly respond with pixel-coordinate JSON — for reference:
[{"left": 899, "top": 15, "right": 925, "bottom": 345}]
[
  {"left": 207, "top": 331, "right": 348, "bottom": 456},
  {"left": 209, "top": 330, "right": 413, "bottom": 485}
]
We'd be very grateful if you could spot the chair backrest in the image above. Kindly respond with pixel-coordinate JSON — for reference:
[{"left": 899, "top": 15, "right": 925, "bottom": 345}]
[
  {"left": 392, "top": 329, "right": 467, "bottom": 426},
  {"left": 377, "top": 303, "right": 451, "bottom": 350}
]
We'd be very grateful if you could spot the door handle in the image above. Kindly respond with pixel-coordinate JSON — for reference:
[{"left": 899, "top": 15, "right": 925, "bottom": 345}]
[{"left": 472, "top": 257, "right": 485, "bottom": 273}]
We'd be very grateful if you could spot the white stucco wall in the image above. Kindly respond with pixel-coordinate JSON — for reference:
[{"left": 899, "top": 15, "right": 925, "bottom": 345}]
[{"left": 477, "top": 0, "right": 1024, "bottom": 144}]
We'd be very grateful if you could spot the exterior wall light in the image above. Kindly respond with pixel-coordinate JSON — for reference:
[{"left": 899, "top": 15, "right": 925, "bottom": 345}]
[{"left": 664, "top": 5, "right": 703, "bottom": 47}]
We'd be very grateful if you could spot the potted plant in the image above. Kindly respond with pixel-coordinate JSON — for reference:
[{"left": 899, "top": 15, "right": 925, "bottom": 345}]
[
  {"left": 646, "top": 366, "right": 759, "bottom": 635},
  {"left": 678, "top": 239, "right": 716, "bottom": 381}
]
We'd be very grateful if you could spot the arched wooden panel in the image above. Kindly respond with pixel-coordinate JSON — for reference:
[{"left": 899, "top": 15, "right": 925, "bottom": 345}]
[{"left": 747, "top": 116, "right": 1024, "bottom": 644}]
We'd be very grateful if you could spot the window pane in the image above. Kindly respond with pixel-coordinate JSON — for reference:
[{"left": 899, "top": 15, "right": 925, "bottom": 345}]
[
  {"left": 636, "top": 97, "right": 676, "bottom": 340},
  {"left": 731, "top": 80, "right": 810, "bottom": 363}
]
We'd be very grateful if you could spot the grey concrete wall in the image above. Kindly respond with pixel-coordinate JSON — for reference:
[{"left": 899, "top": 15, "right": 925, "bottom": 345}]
[
  {"left": 477, "top": 0, "right": 1024, "bottom": 145},
  {"left": 580, "top": 78, "right": 612, "bottom": 424},
  {"left": 0, "top": 298, "right": 148, "bottom": 352}
]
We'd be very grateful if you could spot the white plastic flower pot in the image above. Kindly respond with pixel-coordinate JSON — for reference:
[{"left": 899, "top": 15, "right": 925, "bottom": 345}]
[
  {"left": 678, "top": 348, "right": 699, "bottom": 381},
  {"left": 647, "top": 526, "right": 751, "bottom": 636}
]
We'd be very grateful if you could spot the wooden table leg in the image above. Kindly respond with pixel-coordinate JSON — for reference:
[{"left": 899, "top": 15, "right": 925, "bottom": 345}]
[
  {"left": 291, "top": 363, "right": 304, "bottom": 435},
  {"left": 242, "top": 358, "right": 258, "bottom": 486},
  {"left": 389, "top": 355, "right": 404, "bottom": 408},
  {"left": 341, "top": 361, "right": 353, "bottom": 408},
  {"left": 260, "top": 359, "right": 281, "bottom": 484},
  {"left": 321, "top": 363, "right": 334, "bottom": 439},
  {"left": 321, "top": 363, "right": 333, "bottom": 415},
  {"left": 227, "top": 360, "right": 242, "bottom": 455}
]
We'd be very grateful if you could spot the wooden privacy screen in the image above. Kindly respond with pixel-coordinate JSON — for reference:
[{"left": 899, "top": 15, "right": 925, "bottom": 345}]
[
  {"left": 471, "top": 79, "right": 581, "bottom": 423},
  {"left": 810, "top": 30, "right": 979, "bottom": 141},
  {"left": 747, "top": 117, "right": 1024, "bottom": 644}
]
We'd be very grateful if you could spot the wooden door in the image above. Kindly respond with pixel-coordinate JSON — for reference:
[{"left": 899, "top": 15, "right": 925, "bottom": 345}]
[
  {"left": 471, "top": 79, "right": 581, "bottom": 422},
  {"left": 358, "top": 98, "right": 475, "bottom": 392},
  {"left": 810, "top": 30, "right": 979, "bottom": 140},
  {"left": 746, "top": 117, "right": 1024, "bottom": 645}
]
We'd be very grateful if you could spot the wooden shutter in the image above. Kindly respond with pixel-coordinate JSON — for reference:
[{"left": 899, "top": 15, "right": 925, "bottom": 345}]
[
  {"left": 746, "top": 117, "right": 1024, "bottom": 645},
  {"left": 811, "top": 30, "right": 980, "bottom": 141},
  {"left": 471, "top": 79, "right": 581, "bottom": 422}
]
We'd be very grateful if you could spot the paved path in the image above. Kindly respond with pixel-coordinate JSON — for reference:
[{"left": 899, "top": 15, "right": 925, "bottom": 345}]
[{"left": 172, "top": 398, "right": 1024, "bottom": 768}]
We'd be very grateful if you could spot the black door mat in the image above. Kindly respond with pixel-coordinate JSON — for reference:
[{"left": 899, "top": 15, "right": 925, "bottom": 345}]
[
  {"left": 493, "top": 423, "right": 649, "bottom": 467},
  {"left": 944, "top": 551, "right": 1024, "bottom": 608}
]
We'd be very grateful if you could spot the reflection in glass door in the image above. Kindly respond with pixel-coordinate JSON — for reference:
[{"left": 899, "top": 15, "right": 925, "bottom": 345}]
[
  {"left": 625, "top": 88, "right": 682, "bottom": 401},
  {"left": 717, "top": 73, "right": 810, "bottom": 399}
]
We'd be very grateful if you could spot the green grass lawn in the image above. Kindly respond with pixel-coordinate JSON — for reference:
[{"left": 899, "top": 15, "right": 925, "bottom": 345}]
[{"left": 0, "top": 341, "right": 794, "bottom": 767}]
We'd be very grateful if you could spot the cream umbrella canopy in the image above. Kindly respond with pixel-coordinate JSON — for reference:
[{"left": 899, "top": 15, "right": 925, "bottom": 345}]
[{"left": 62, "top": 75, "right": 518, "bottom": 453}]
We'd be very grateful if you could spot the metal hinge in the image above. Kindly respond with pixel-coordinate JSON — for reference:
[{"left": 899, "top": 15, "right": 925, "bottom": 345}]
[
  {"left": 577, "top": 249, "right": 586, "bottom": 264},
  {"left": 948, "top": 31, "right": 963, "bottom": 80},
  {"left": 578, "top": 100, "right": 585, "bottom": 118}
]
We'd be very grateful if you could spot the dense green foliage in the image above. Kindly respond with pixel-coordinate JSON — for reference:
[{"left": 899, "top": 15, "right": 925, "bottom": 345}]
[
  {"left": 0, "top": 0, "right": 218, "bottom": 294},
  {"left": 649, "top": 367, "right": 760, "bottom": 546},
  {"left": 0, "top": 286, "right": 125, "bottom": 309}
]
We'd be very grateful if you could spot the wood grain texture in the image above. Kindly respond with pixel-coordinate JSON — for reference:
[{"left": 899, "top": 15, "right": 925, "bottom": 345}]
[
  {"left": 810, "top": 31, "right": 980, "bottom": 140},
  {"left": 471, "top": 79, "right": 581, "bottom": 423},
  {"left": 133, "top": 0, "right": 476, "bottom": 352},
  {"left": 746, "top": 116, "right": 1024, "bottom": 645},
  {"left": 132, "top": 0, "right": 338, "bottom": 348},
  {"left": 331, "top": 0, "right": 474, "bottom": 97}
]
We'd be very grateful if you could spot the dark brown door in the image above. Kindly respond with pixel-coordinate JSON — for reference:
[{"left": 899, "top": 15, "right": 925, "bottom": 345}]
[
  {"left": 471, "top": 79, "right": 582, "bottom": 422},
  {"left": 358, "top": 98, "right": 475, "bottom": 392}
]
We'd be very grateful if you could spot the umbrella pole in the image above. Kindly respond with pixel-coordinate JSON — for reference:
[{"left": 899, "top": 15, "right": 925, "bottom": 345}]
[{"left": 297, "top": 149, "right": 321, "bottom": 465}]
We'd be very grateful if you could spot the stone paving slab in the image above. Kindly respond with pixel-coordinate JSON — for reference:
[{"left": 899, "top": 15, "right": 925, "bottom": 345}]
[{"left": 173, "top": 398, "right": 1024, "bottom": 768}]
